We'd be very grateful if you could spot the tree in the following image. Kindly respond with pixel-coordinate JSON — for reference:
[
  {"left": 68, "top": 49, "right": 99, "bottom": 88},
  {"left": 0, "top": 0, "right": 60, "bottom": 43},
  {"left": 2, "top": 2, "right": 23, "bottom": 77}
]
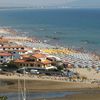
[
  {"left": 0, "top": 96, "right": 8, "bottom": 100},
  {"left": 3, "top": 61, "right": 18, "bottom": 72},
  {"left": 57, "top": 66, "right": 63, "bottom": 71}
]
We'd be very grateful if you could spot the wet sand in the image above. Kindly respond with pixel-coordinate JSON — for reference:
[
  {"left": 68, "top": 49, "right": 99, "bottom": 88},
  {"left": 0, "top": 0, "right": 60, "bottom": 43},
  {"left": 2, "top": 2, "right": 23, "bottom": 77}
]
[
  {"left": 0, "top": 79, "right": 99, "bottom": 92},
  {"left": 34, "top": 89, "right": 100, "bottom": 100},
  {"left": 41, "top": 89, "right": 100, "bottom": 100},
  {"left": 0, "top": 79, "right": 100, "bottom": 100}
]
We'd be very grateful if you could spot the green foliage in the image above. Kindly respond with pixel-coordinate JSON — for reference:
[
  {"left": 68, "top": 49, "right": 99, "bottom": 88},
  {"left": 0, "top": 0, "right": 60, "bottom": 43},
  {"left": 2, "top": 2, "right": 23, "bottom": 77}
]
[
  {"left": 57, "top": 66, "right": 63, "bottom": 71},
  {"left": 7, "top": 61, "right": 17, "bottom": 68},
  {"left": 1, "top": 61, "right": 18, "bottom": 72},
  {"left": 0, "top": 96, "right": 8, "bottom": 100}
]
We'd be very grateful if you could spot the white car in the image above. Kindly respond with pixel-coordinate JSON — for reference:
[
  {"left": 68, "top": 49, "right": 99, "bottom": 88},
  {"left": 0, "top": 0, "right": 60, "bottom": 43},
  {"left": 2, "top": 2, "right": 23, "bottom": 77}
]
[
  {"left": 0, "top": 68, "right": 2, "bottom": 72},
  {"left": 30, "top": 69, "right": 39, "bottom": 74}
]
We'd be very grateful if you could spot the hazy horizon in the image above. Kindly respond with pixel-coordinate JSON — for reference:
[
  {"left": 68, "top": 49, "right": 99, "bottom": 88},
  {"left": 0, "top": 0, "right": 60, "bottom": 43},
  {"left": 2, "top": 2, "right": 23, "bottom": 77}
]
[{"left": 0, "top": 0, "right": 100, "bottom": 9}]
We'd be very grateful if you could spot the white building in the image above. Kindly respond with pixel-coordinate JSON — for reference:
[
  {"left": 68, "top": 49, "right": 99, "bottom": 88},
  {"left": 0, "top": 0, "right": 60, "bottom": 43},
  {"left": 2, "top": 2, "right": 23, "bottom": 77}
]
[{"left": 0, "top": 52, "right": 12, "bottom": 64}]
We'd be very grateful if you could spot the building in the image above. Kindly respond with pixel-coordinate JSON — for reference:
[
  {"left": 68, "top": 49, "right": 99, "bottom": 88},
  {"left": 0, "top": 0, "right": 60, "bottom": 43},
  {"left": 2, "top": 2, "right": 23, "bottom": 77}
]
[
  {"left": 0, "top": 45, "right": 25, "bottom": 51},
  {"left": 32, "top": 53, "right": 47, "bottom": 61},
  {"left": 14, "top": 53, "right": 54, "bottom": 69},
  {"left": 14, "top": 59, "right": 52, "bottom": 68},
  {"left": 0, "top": 52, "right": 12, "bottom": 64},
  {"left": 11, "top": 51, "right": 20, "bottom": 60},
  {"left": 0, "top": 37, "right": 9, "bottom": 44}
]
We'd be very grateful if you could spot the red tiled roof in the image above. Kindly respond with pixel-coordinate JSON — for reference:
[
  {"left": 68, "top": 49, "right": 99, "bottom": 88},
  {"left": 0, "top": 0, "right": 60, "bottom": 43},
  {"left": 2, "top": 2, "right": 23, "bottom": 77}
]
[
  {"left": 41, "top": 60, "right": 52, "bottom": 65},
  {"left": 0, "top": 53, "right": 12, "bottom": 56},
  {"left": 14, "top": 59, "right": 36, "bottom": 64},
  {"left": 21, "top": 55, "right": 30, "bottom": 58},
  {"left": 0, "top": 38, "right": 9, "bottom": 42},
  {"left": 14, "top": 59, "right": 26, "bottom": 63},
  {"left": 32, "top": 53, "right": 46, "bottom": 58},
  {"left": 16, "top": 50, "right": 27, "bottom": 52},
  {"left": 0, "top": 46, "right": 24, "bottom": 48}
]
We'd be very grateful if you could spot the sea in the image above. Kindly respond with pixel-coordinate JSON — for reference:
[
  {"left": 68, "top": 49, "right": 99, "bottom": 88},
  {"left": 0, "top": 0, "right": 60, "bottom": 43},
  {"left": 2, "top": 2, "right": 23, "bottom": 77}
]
[{"left": 0, "top": 8, "right": 100, "bottom": 53}]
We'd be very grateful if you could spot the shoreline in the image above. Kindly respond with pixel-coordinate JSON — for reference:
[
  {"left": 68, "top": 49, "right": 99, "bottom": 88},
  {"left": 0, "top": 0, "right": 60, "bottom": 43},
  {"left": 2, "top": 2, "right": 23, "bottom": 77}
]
[
  {"left": 0, "top": 27, "right": 100, "bottom": 92},
  {"left": 0, "top": 75, "right": 100, "bottom": 93},
  {"left": 0, "top": 79, "right": 100, "bottom": 100}
]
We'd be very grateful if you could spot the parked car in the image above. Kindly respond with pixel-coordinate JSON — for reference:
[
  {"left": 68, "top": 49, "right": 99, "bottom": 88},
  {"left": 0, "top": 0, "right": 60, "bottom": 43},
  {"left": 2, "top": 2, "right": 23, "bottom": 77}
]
[
  {"left": 30, "top": 69, "right": 39, "bottom": 74},
  {"left": 0, "top": 68, "right": 2, "bottom": 72}
]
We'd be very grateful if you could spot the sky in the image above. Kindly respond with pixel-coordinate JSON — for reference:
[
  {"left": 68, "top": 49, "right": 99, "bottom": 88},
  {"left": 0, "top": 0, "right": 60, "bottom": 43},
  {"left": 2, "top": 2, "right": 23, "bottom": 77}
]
[{"left": 0, "top": 0, "right": 100, "bottom": 8}]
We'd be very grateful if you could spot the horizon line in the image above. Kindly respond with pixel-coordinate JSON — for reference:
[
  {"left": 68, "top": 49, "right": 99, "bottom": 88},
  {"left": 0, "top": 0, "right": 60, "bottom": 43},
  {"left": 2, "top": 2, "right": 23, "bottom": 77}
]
[{"left": 0, "top": 6, "right": 100, "bottom": 10}]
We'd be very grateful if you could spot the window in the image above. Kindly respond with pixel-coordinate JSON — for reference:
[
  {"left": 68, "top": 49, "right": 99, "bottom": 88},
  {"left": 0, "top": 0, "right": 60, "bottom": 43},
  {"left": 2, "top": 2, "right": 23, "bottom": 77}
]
[
  {"left": 39, "top": 59, "right": 41, "bottom": 61},
  {"left": 38, "top": 64, "right": 40, "bottom": 67},
  {"left": 0, "top": 61, "right": 3, "bottom": 63},
  {"left": 13, "top": 52, "right": 16, "bottom": 54},
  {"left": 20, "top": 63, "right": 22, "bottom": 66},
  {"left": 3, "top": 48, "right": 5, "bottom": 50},
  {"left": 21, "top": 47, "right": 24, "bottom": 50},
  {"left": 1, "top": 56, "right": 3, "bottom": 59},
  {"left": 27, "top": 64, "right": 28, "bottom": 66},
  {"left": 30, "top": 64, "right": 33, "bottom": 67},
  {"left": 23, "top": 64, "right": 25, "bottom": 66}
]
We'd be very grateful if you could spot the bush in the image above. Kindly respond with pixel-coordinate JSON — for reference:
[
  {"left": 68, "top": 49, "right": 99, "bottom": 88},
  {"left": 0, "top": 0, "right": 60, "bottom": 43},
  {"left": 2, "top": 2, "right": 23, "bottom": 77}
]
[{"left": 0, "top": 96, "right": 8, "bottom": 100}]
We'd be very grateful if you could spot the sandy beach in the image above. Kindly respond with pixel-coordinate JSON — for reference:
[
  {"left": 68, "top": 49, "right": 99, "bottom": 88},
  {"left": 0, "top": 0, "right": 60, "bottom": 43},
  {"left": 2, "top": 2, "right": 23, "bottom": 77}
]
[
  {"left": 70, "top": 68, "right": 100, "bottom": 80},
  {"left": 0, "top": 80, "right": 99, "bottom": 93},
  {"left": 0, "top": 8, "right": 100, "bottom": 100},
  {"left": 0, "top": 74, "right": 100, "bottom": 93},
  {"left": 36, "top": 91, "right": 100, "bottom": 100},
  {"left": 0, "top": 78, "right": 100, "bottom": 100},
  {"left": 0, "top": 28, "right": 18, "bottom": 34}
]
